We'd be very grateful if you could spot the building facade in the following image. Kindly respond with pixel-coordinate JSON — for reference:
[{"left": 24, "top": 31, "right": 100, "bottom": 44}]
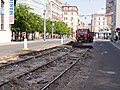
[
  {"left": 62, "top": 4, "right": 78, "bottom": 33},
  {"left": 0, "top": 0, "right": 12, "bottom": 43},
  {"left": 16, "top": 0, "right": 48, "bottom": 18},
  {"left": 107, "top": 0, "right": 120, "bottom": 39},
  {"left": 106, "top": 0, "right": 113, "bottom": 15},
  {"left": 91, "top": 8, "right": 110, "bottom": 38},
  {"left": 111, "top": 0, "right": 120, "bottom": 30},
  {"left": 106, "top": 0, "right": 112, "bottom": 31},
  {"left": 48, "top": 0, "right": 62, "bottom": 21}
]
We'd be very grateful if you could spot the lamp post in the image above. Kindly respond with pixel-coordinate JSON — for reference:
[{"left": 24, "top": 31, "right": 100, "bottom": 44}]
[
  {"left": 43, "top": 10, "right": 46, "bottom": 41},
  {"left": 52, "top": 21, "right": 54, "bottom": 39},
  {"left": 43, "top": 0, "right": 48, "bottom": 41}
]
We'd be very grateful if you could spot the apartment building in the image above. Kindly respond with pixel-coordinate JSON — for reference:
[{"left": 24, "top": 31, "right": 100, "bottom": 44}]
[
  {"left": 0, "top": 0, "right": 12, "bottom": 43},
  {"left": 62, "top": 4, "right": 78, "bottom": 33},
  {"left": 91, "top": 8, "right": 110, "bottom": 38},
  {"left": 106, "top": 0, "right": 120, "bottom": 39},
  {"left": 111, "top": 0, "right": 120, "bottom": 31},
  {"left": 106, "top": 0, "right": 113, "bottom": 14},
  {"left": 48, "top": 0, "right": 62, "bottom": 21},
  {"left": 16, "top": 0, "right": 48, "bottom": 18},
  {"left": 106, "top": 0, "right": 112, "bottom": 31}
]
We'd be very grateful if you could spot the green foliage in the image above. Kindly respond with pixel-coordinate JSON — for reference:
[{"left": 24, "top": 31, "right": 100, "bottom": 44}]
[
  {"left": 11, "top": 4, "right": 43, "bottom": 33},
  {"left": 11, "top": 4, "right": 71, "bottom": 36},
  {"left": 46, "top": 19, "right": 52, "bottom": 33},
  {"left": 54, "top": 21, "right": 70, "bottom": 35}
]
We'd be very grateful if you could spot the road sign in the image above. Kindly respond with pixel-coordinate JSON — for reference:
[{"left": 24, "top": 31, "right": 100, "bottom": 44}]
[{"left": 9, "top": 0, "right": 14, "bottom": 24}]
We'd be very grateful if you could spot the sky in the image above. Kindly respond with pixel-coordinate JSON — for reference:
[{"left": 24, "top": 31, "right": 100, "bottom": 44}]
[{"left": 61, "top": 0, "right": 106, "bottom": 23}]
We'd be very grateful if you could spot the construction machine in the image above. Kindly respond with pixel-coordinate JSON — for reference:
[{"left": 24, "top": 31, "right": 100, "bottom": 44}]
[{"left": 72, "top": 28, "right": 94, "bottom": 48}]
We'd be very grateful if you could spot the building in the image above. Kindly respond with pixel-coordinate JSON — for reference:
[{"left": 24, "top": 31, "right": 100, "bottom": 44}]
[
  {"left": 16, "top": 0, "right": 48, "bottom": 18},
  {"left": 0, "top": 0, "right": 13, "bottom": 43},
  {"left": 106, "top": 0, "right": 113, "bottom": 15},
  {"left": 91, "top": 8, "right": 110, "bottom": 38},
  {"left": 106, "top": 0, "right": 112, "bottom": 31},
  {"left": 110, "top": 0, "right": 120, "bottom": 39},
  {"left": 78, "top": 15, "right": 92, "bottom": 30},
  {"left": 62, "top": 4, "right": 79, "bottom": 33},
  {"left": 48, "top": 0, "right": 62, "bottom": 21}
]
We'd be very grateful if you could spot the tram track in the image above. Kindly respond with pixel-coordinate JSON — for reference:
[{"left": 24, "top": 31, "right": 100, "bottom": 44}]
[
  {"left": 0, "top": 46, "right": 62, "bottom": 66},
  {"left": 0, "top": 46, "right": 69, "bottom": 86},
  {"left": 40, "top": 49, "right": 89, "bottom": 90},
  {"left": 0, "top": 46, "right": 89, "bottom": 90}
]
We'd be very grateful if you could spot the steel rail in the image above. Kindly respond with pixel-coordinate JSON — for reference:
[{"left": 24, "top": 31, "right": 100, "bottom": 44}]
[
  {"left": 40, "top": 49, "right": 89, "bottom": 90},
  {"left": 0, "top": 47, "right": 62, "bottom": 70},
  {"left": 0, "top": 49, "right": 69, "bottom": 87}
]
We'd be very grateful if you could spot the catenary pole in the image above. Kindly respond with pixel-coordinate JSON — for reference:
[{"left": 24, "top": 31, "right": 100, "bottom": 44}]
[{"left": 44, "top": 9, "right": 46, "bottom": 41}]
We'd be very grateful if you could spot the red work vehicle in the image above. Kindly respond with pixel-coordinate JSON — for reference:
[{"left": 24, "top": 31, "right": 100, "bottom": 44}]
[
  {"left": 72, "top": 28, "right": 94, "bottom": 48},
  {"left": 76, "top": 29, "right": 94, "bottom": 43}
]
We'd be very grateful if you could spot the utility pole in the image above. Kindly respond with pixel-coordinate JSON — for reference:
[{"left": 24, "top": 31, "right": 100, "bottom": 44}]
[
  {"left": 52, "top": 21, "right": 54, "bottom": 39},
  {"left": 43, "top": 10, "right": 46, "bottom": 41},
  {"left": 43, "top": 0, "right": 48, "bottom": 41}
]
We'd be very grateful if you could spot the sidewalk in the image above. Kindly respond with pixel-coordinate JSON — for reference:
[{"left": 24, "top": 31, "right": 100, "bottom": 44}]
[
  {"left": 0, "top": 38, "right": 71, "bottom": 57},
  {"left": 0, "top": 38, "right": 59, "bottom": 46},
  {"left": 94, "top": 38, "right": 120, "bottom": 50},
  {"left": 110, "top": 41, "right": 120, "bottom": 50}
]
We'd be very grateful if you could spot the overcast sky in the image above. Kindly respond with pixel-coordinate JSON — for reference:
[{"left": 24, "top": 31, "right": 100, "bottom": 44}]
[{"left": 61, "top": 0, "right": 106, "bottom": 15}]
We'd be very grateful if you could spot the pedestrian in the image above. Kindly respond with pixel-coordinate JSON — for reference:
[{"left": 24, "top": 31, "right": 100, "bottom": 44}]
[{"left": 114, "top": 35, "right": 118, "bottom": 42}]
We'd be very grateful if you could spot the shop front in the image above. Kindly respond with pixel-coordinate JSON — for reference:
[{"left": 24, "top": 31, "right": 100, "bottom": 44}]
[{"left": 95, "top": 31, "right": 111, "bottom": 39}]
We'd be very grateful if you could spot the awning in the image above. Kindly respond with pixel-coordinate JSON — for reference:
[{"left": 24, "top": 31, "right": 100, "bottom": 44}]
[{"left": 94, "top": 31, "right": 111, "bottom": 34}]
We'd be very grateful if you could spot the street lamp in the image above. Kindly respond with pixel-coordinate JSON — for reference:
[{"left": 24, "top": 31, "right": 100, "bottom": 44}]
[
  {"left": 43, "top": 10, "right": 46, "bottom": 41},
  {"left": 52, "top": 21, "right": 54, "bottom": 39}
]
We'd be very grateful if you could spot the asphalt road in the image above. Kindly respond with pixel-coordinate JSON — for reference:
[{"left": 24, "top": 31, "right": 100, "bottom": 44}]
[
  {"left": 63, "top": 40, "right": 120, "bottom": 90},
  {"left": 82, "top": 40, "right": 120, "bottom": 90},
  {"left": 1, "top": 39, "right": 120, "bottom": 90}
]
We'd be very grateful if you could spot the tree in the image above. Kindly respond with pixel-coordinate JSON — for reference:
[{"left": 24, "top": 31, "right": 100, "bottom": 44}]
[
  {"left": 46, "top": 19, "right": 52, "bottom": 33},
  {"left": 11, "top": 4, "right": 70, "bottom": 41},
  {"left": 11, "top": 4, "right": 43, "bottom": 40},
  {"left": 54, "top": 21, "right": 70, "bottom": 35}
]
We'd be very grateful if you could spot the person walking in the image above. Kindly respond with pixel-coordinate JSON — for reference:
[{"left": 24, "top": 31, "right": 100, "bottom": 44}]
[{"left": 114, "top": 35, "right": 118, "bottom": 42}]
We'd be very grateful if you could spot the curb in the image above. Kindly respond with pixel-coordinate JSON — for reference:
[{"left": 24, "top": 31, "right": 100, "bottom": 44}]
[
  {"left": 110, "top": 42, "right": 120, "bottom": 49},
  {"left": 0, "top": 39, "right": 60, "bottom": 47}
]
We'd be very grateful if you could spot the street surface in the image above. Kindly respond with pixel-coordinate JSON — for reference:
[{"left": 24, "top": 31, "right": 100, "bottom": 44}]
[
  {"left": 0, "top": 39, "right": 120, "bottom": 90},
  {"left": 83, "top": 40, "right": 120, "bottom": 90},
  {"left": 63, "top": 40, "right": 120, "bottom": 90}
]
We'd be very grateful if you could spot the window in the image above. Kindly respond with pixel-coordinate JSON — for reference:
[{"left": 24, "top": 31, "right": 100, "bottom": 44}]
[
  {"left": 99, "top": 17, "right": 100, "bottom": 20},
  {"left": 64, "top": 17, "right": 67, "bottom": 20},
  {"left": 103, "top": 17, "right": 105, "bottom": 20},
  {"left": 71, "top": 7, "right": 73, "bottom": 10},
  {"left": 94, "top": 21, "right": 96, "bottom": 25},
  {"left": 71, "top": 23, "right": 73, "bottom": 26},
  {"left": 52, "top": 3, "right": 54, "bottom": 7},
  {"left": 69, "top": 7, "right": 72, "bottom": 10},
  {"left": 64, "top": 12, "right": 67, "bottom": 15},
  {"left": 98, "top": 22, "right": 100, "bottom": 25},
  {"left": 103, "top": 21, "right": 105, "bottom": 25},
  {"left": 71, "top": 17, "right": 73, "bottom": 21},
  {"left": 64, "top": 7, "right": 68, "bottom": 10},
  {"left": 71, "top": 12, "right": 73, "bottom": 15}
]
